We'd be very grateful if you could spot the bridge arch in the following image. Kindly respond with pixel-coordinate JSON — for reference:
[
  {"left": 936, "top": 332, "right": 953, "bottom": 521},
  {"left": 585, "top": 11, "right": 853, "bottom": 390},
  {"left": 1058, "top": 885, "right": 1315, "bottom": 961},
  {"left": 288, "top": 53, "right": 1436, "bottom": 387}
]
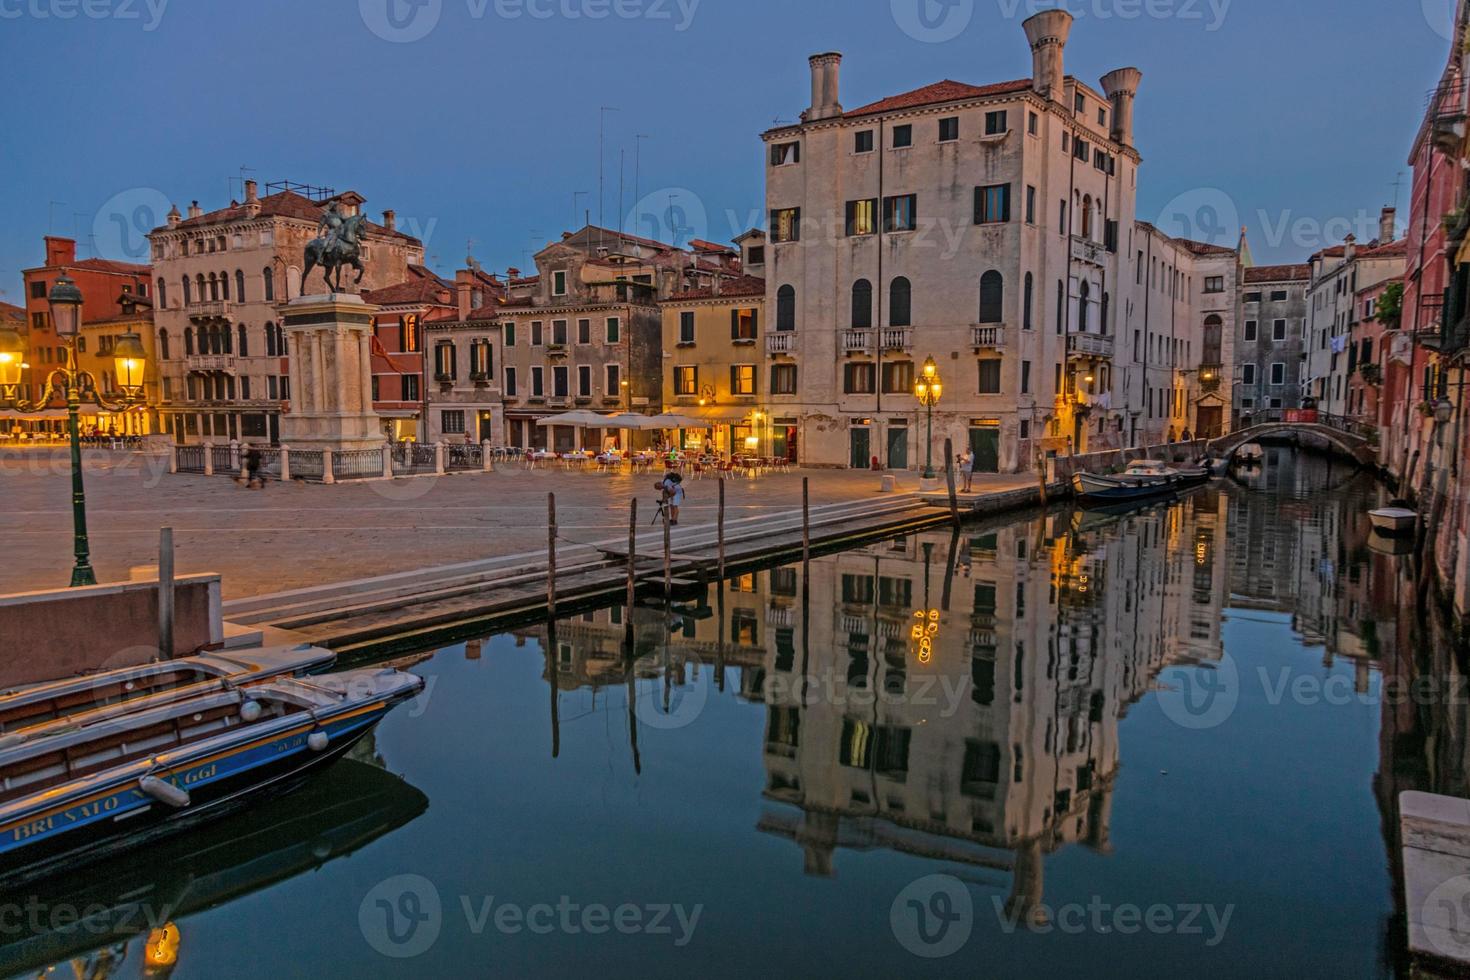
[{"left": 1208, "top": 423, "right": 1376, "bottom": 467}]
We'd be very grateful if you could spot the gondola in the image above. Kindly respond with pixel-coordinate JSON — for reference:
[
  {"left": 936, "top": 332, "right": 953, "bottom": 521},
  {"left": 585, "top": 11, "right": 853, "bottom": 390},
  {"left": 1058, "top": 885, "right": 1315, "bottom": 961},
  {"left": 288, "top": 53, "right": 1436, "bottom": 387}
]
[{"left": 0, "top": 667, "right": 423, "bottom": 888}]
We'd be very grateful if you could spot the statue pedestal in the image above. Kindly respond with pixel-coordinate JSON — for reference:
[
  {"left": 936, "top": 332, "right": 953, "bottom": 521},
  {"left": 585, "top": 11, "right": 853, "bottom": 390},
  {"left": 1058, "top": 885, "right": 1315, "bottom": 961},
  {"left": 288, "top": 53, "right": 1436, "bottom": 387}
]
[{"left": 279, "top": 294, "right": 384, "bottom": 452}]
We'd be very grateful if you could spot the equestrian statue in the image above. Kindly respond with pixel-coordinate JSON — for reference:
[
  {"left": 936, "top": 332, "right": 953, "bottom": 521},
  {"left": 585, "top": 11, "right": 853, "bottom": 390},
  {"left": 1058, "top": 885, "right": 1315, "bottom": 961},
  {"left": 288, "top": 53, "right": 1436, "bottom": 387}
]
[{"left": 303, "top": 202, "right": 369, "bottom": 294}]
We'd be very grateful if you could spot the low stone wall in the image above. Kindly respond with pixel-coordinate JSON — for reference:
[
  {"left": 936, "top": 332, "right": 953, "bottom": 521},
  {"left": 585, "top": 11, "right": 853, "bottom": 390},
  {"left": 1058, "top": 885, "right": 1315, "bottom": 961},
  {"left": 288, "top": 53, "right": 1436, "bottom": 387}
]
[{"left": 0, "top": 574, "right": 222, "bottom": 689}]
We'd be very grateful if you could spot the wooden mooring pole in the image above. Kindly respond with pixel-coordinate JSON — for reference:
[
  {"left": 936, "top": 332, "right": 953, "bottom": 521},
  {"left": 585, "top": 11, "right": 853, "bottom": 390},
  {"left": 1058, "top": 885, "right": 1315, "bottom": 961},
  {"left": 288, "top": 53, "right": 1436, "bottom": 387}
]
[
  {"left": 717, "top": 476, "right": 727, "bottom": 581},
  {"left": 626, "top": 499, "right": 637, "bottom": 645},
  {"left": 547, "top": 492, "right": 557, "bottom": 618},
  {"left": 944, "top": 437, "right": 960, "bottom": 529},
  {"left": 802, "top": 477, "right": 811, "bottom": 572},
  {"left": 662, "top": 496, "right": 672, "bottom": 599},
  {"left": 158, "top": 527, "right": 175, "bottom": 660}
]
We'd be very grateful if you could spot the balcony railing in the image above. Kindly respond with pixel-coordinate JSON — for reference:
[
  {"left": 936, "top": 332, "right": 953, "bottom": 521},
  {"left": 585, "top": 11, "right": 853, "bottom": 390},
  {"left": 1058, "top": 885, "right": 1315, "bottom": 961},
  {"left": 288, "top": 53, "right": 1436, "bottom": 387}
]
[
  {"left": 971, "top": 324, "right": 1006, "bottom": 349},
  {"left": 1067, "top": 333, "right": 1114, "bottom": 358},
  {"left": 185, "top": 300, "right": 232, "bottom": 319},
  {"left": 185, "top": 354, "right": 238, "bottom": 374},
  {"left": 879, "top": 327, "right": 911, "bottom": 350},
  {"left": 1429, "top": 81, "right": 1468, "bottom": 151},
  {"left": 842, "top": 329, "right": 871, "bottom": 353},
  {"left": 767, "top": 332, "right": 795, "bottom": 355},
  {"left": 1071, "top": 236, "right": 1107, "bottom": 266}
]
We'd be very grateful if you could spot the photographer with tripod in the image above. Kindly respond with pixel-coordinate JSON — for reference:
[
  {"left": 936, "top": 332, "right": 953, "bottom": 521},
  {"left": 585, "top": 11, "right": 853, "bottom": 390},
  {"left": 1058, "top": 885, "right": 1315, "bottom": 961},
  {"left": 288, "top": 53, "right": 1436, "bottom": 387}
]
[{"left": 654, "top": 469, "right": 685, "bottom": 526}]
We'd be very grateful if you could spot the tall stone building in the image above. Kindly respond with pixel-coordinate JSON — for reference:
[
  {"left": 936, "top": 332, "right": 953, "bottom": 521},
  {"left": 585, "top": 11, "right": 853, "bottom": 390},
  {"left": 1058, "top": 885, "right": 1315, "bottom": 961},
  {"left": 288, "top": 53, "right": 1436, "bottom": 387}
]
[
  {"left": 760, "top": 10, "right": 1233, "bottom": 471},
  {"left": 1302, "top": 213, "right": 1404, "bottom": 419},
  {"left": 147, "top": 181, "right": 424, "bottom": 444},
  {"left": 1234, "top": 262, "right": 1310, "bottom": 424}
]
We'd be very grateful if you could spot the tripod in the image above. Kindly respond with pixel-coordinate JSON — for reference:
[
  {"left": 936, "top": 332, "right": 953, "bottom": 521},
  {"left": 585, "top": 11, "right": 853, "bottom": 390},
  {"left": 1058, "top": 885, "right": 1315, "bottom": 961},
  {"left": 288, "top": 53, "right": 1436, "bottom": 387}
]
[{"left": 650, "top": 496, "right": 670, "bottom": 526}]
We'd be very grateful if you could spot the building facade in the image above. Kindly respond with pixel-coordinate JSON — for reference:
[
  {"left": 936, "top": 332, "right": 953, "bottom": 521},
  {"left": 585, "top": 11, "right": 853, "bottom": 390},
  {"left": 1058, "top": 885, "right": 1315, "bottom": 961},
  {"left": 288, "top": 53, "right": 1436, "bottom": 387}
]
[
  {"left": 1302, "top": 218, "right": 1404, "bottom": 418},
  {"left": 1234, "top": 262, "right": 1310, "bottom": 424},
  {"left": 147, "top": 180, "right": 423, "bottom": 444},
  {"left": 19, "top": 236, "right": 156, "bottom": 434},
  {"left": 759, "top": 11, "right": 1233, "bottom": 472},
  {"left": 659, "top": 274, "right": 767, "bottom": 455},
  {"left": 362, "top": 265, "right": 457, "bottom": 442}
]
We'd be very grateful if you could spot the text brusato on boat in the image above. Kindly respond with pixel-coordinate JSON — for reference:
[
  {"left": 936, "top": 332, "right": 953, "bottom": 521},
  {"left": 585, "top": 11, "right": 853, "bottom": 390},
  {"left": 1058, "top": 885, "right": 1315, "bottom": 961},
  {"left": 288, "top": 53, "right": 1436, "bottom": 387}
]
[{"left": 0, "top": 667, "right": 423, "bottom": 887}]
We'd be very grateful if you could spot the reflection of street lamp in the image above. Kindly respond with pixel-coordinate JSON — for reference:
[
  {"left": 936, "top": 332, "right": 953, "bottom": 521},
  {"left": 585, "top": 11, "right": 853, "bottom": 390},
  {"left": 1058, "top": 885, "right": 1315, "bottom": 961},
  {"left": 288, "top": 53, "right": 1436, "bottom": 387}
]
[
  {"left": 0, "top": 275, "right": 150, "bottom": 586},
  {"left": 914, "top": 356, "right": 943, "bottom": 479},
  {"left": 1435, "top": 396, "right": 1454, "bottom": 426}
]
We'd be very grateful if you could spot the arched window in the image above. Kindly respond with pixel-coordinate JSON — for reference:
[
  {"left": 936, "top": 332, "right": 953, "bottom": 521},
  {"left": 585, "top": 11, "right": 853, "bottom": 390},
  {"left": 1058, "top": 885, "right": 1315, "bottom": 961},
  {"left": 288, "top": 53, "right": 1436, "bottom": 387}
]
[
  {"left": 184, "top": 327, "right": 194, "bottom": 355},
  {"left": 182, "top": 276, "right": 192, "bottom": 305},
  {"left": 851, "top": 279, "right": 873, "bottom": 329},
  {"left": 157, "top": 277, "right": 167, "bottom": 309},
  {"left": 889, "top": 277, "right": 911, "bottom": 328},
  {"left": 1056, "top": 280, "right": 1065, "bottom": 334},
  {"left": 1081, "top": 195, "right": 1094, "bottom": 239},
  {"left": 1202, "top": 314, "right": 1223, "bottom": 363},
  {"left": 776, "top": 285, "right": 796, "bottom": 331},
  {"left": 196, "top": 274, "right": 206, "bottom": 302},
  {"left": 220, "top": 322, "right": 232, "bottom": 354},
  {"left": 238, "top": 323, "right": 249, "bottom": 357},
  {"left": 1101, "top": 292, "right": 1110, "bottom": 335},
  {"left": 979, "top": 271, "right": 1004, "bottom": 324},
  {"left": 158, "top": 329, "right": 170, "bottom": 360},
  {"left": 235, "top": 270, "right": 246, "bottom": 302},
  {"left": 1023, "top": 273, "right": 1034, "bottom": 330},
  {"left": 219, "top": 271, "right": 229, "bottom": 301},
  {"left": 265, "top": 322, "right": 276, "bottom": 357},
  {"left": 1078, "top": 281, "right": 1091, "bottom": 333},
  {"left": 263, "top": 268, "right": 274, "bottom": 302}
]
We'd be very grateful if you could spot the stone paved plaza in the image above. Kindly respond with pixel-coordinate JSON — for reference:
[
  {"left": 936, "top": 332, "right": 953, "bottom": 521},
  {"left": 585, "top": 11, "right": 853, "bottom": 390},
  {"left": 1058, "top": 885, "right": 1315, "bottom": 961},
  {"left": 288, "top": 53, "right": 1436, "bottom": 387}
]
[{"left": 0, "top": 448, "right": 1032, "bottom": 599}]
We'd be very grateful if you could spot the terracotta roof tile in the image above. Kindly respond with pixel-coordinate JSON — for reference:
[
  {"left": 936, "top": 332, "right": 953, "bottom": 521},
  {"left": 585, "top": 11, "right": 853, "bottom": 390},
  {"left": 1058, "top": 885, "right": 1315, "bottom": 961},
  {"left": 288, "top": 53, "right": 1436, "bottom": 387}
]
[
  {"left": 1175, "top": 239, "right": 1236, "bottom": 257},
  {"left": 165, "top": 190, "right": 421, "bottom": 245},
  {"left": 843, "top": 79, "right": 1033, "bottom": 119},
  {"left": 1242, "top": 263, "right": 1312, "bottom": 284},
  {"left": 662, "top": 275, "right": 766, "bottom": 301},
  {"left": 71, "top": 257, "right": 150, "bottom": 276},
  {"left": 0, "top": 301, "right": 25, "bottom": 324}
]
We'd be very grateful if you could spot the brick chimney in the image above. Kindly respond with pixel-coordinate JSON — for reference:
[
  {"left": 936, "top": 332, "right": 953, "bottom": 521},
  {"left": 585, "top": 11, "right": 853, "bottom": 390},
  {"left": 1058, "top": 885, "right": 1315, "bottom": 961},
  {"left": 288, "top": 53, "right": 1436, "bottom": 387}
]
[
  {"left": 243, "top": 179, "right": 261, "bottom": 217},
  {"left": 455, "top": 268, "right": 474, "bottom": 319},
  {"left": 187, "top": 200, "right": 203, "bottom": 219},
  {"left": 382, "top": 209, "right": 396, "bottom": 232},
  {"left": 805, "top": 52, "right": 843, "bottom": 122},
  {"left": 1100, "top": 68, "right": 1142, "bottom": 148},
  {"left": 44, "top": 236, "right": 76, "bottom": 267},
  {"left": 1023, "top": 10, "right": 1073, "bottom": 103},
  {"left": 1380, "top": 206, "right": 1397, "bottom": 242},
  {"left": 1343, "top": 234, "right": 1357, "bottom": 263}
]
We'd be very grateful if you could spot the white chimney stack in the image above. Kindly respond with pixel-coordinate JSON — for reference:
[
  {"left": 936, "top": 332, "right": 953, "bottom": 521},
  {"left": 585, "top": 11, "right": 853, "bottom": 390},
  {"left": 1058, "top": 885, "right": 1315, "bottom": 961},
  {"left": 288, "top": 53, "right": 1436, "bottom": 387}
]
[
  {"left": 1380, "top": 206, "right": 1397, "bottom": 242},
  {"left": 806, "top": 52, "right": 843, "bottom": 122},
  {"left": 1023, "top": 10, "right": 1073, "bottom": 103},
  {"left": 1100, "top": 67, "right": 1142, "bottom": 147}
]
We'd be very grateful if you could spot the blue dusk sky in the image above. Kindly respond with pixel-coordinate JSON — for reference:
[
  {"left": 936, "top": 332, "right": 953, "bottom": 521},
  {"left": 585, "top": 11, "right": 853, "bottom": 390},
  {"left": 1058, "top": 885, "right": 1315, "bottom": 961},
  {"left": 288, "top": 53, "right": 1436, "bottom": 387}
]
[{"left": 0, "top": 0, "right": 1453, "bottom": 294}]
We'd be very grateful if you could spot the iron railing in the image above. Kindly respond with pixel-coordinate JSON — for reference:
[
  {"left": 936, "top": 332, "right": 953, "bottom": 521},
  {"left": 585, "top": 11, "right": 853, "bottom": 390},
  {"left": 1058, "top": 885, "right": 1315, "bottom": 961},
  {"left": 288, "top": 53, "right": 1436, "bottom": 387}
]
[
  {"left": 175, "top": 445, "right": 205, "bottom": 473},
  {"left": 447, "top": 444, "right": 483, "bottom": 471},
  {"left": 334, "top": 449, "right": 385, "bottom": 480},
  {"left": 392, "top": 442, "right": 438, "bottom": 474},
  {"left": 290, "top": 449, "right": 325, "bottom": 481},
  {"left": 210, "top": 445, "right": 237, "bottom": 473}
]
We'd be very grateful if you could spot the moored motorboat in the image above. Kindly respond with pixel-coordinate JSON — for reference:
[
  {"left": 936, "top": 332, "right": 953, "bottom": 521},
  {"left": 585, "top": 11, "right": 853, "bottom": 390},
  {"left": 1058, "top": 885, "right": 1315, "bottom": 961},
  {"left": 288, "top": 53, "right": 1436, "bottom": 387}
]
[
  {"left": 0, "top": 644, "right": 335, "bottom": 736},
  {"left": 1072, "top": 459, "right": 1201, "bottom": 505},
  {"left": 0, "top": 667, "right": 423, "bottom": 887}
]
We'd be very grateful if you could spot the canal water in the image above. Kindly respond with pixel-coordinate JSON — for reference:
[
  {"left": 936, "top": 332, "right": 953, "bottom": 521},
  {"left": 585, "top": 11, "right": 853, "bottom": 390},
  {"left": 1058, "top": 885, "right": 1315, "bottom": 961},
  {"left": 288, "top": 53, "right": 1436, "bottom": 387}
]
[{"left": 9, "top": 454, "right": 1465, "bottom": 979}]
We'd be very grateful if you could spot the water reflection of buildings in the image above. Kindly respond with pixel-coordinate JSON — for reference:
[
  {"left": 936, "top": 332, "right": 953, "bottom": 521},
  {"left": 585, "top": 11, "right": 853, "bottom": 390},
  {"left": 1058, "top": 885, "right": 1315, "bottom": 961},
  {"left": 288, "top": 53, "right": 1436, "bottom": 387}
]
[{"left": 515, "top": 492, "right": 1233, "bottom": 918}]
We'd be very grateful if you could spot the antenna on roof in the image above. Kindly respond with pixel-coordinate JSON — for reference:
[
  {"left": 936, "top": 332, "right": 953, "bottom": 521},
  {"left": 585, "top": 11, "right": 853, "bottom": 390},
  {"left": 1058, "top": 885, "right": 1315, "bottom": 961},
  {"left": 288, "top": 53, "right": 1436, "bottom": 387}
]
[
  {"left": 1390, "top": 171, "right": 1406, "bottom": 214},
  {"left": 573, "top": 191, "right": 588, "bottom": 230},
  {"left": 634, "top": 134, "right": 651, "bottom": 226},
  {"left": 72, "top": 213, "right": 89, "bottom": 256},
  {"left": 598, "top": 106, "right": 620, "bottom": 245},
  {"left": 48, "top": 201, "right": 66, "bottom": 236},
  {"left": 230, "top": 165, "right": 257, "bottom": 200}
]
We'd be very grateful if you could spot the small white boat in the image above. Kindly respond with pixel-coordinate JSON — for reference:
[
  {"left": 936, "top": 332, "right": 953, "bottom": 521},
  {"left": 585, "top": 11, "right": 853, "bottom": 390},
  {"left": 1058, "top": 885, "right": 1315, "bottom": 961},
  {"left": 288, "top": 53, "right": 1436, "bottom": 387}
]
[{"left": 1369, "top": 507, "right": 1417, "bottom": 536}]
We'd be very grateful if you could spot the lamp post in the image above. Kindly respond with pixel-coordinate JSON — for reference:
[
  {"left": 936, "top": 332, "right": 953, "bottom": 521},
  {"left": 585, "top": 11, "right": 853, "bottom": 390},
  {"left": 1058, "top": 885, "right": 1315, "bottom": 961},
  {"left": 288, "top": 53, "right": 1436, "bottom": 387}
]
[
  {"left": 914, "top": 355, "right": 943, "bottom": 479},
  {"left": 0, "top": 275, "right": 150, "bottom": 587}
]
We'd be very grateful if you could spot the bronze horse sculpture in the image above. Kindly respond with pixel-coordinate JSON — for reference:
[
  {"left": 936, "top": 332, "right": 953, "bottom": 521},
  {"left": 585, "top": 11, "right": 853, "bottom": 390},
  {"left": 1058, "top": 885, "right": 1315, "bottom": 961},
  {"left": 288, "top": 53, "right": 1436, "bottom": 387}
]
[{"left": 303, "top": 212, "right": 369, "bottom": 294}]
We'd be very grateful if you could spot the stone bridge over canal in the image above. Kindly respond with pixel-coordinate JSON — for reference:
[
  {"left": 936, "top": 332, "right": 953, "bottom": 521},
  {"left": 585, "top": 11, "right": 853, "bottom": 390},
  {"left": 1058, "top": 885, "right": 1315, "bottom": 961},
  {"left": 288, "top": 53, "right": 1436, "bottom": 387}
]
[{"left": 1208, "top": 412, "right": 1378, "bottom": 467}]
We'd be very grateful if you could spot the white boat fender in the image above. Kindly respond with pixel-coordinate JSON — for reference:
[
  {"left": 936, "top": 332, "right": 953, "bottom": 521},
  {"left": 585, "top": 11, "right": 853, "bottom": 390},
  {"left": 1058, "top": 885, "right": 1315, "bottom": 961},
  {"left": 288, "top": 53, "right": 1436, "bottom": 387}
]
[
  {"left": 307, "top": 731, "right": 329, "bottom": 752},
  {"left": 240, "top": 699, "right": 262, "bottom": 722},
  {"left": 139, "top": 775, "right": 191, "bottom": 808}
]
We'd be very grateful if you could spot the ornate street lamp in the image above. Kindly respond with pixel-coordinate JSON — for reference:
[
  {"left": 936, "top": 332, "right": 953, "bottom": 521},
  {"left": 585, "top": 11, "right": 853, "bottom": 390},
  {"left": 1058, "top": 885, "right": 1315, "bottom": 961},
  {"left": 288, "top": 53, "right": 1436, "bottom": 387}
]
[
  {"left": 914, "top": 355, "right": 943, "bottom": 479},
  {"left": 0, "top": 275, "right": 150, "bottom": 587}
]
